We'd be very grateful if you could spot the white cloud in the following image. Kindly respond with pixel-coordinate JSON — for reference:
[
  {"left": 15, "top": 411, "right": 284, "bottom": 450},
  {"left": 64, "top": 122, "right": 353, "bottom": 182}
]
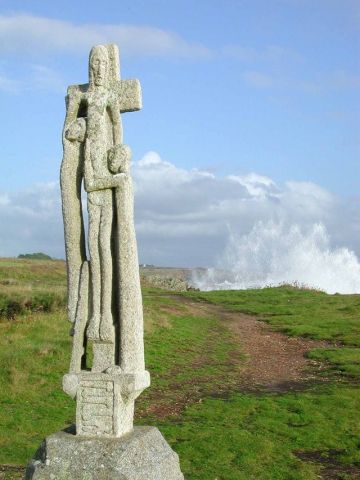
[
  {"left": 0, "top": 14, "right": 211, "bottom": 59},
  {"left": 0, "top": 64, "right": 65, "bottom": 93},
  {"left": 0, "top": 194, "right": 10, "bottom": 206},
  {"left": 0, "top": 182, "right": 63, "bottom": 258},
  {"left": 0, "top": 152, "right": 358, "bottom": 269},
  {"left": 132, "top": 154, "right": 358, "bottom": 266},
  {"left": 228, "top": 173, "right": 278, "bottom": 197}
]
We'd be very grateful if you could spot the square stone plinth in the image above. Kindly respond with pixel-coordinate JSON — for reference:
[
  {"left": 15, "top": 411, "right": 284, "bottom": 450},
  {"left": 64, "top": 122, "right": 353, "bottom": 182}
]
[
  {"left": 77, "top": 376, "right": 115, "bottom": 436},
  {"left": 25, "top": 426, "right": 184, "bottom": 480},
  {"left": 63, "top": 370, "right": 150, "bottom": 438}
]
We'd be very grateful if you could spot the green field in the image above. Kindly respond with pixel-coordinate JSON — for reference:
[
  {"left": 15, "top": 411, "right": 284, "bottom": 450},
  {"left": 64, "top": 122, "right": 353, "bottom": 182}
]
[{"left": 0, "top": 259, "right": 359, "bottom": 479}]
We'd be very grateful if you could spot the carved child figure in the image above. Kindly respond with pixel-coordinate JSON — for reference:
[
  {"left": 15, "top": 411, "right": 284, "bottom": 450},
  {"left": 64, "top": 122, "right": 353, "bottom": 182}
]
[{"left": 108, "top": 144, "right": 131, "bottom": 175}]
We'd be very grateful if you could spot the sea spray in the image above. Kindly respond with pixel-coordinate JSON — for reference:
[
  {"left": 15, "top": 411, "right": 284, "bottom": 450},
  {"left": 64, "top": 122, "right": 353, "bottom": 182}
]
[{"left": 193, "top": 221, "right": 360, "bottom": 294}]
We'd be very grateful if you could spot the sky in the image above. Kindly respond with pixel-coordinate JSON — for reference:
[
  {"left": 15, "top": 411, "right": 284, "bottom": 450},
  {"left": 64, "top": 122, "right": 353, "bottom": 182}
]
[{"left": 0, "top": 0, "right": 359, "bottom": 269}]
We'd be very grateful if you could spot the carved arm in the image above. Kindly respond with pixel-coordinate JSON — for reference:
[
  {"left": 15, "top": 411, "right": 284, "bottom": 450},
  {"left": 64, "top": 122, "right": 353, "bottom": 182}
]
[
  {"left": 64, "top": 89, "right": 82, "bottom": 129},
  {"left": 85, "top": 173, "right": 126, "bottom": 193},
  {"left": 83, "top": 138, "right": 126, "bottom": 192}
]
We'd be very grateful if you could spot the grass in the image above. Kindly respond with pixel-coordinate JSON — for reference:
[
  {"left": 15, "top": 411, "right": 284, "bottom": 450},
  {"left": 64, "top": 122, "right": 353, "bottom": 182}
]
[
  {"left": 307, "top": 347, "right": 360, "bottom": 376},
  {"left": 0, "top": 310, "right": 73, "bottom": 463},
  {"left": 0, "top": 260, "right": 359, "bottom": 479},
  {"left": 158, "top": 385, "right": 360, "bottom": 480},
  {"left": 186, "top": 286, "right": 360, "bottom": 344},
  {"left": 0, "top": 257, "right": 67, "bottom": 287},
  {"left": 0, "top": 258, "right": 66, "bottom": 320},
  {"left": 0, "top": 288, "right": 243, "bottom": 466},
  {"left": 187, "top": 286, "right": 360, "bottom": 380}
]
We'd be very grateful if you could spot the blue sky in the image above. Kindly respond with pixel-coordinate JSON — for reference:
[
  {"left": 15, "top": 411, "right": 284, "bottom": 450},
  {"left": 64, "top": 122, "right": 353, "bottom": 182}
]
[{"left": 0, "top": 0, "right": 359, "bottom": 274}]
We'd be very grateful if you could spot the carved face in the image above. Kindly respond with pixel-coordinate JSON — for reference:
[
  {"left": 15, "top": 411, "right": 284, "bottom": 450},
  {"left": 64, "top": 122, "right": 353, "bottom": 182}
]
[{"left": 90, "top": 47, "right": 108, "bottom": 87}]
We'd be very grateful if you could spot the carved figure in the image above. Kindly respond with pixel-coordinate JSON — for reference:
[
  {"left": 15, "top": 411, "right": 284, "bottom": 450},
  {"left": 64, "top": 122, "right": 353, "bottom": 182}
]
[
  {"left": 60, "top": 44, "right": 149, "bottom": 437},
  {"left": 84, "top": 45, "right": 121, "bottom": 343}
]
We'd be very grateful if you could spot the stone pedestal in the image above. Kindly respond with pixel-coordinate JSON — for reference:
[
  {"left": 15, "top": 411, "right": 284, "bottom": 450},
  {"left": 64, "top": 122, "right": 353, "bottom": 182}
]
[
  {"left": 25, "top": 426, "right": 184, "bottom": 480},
  {"left": 63, "top": 371, "right": 150, "bottom": 437}
]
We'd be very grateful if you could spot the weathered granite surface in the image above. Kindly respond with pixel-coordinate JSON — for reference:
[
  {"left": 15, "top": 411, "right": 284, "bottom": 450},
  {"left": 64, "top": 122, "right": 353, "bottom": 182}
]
[
  {"left": 25, "top": 44, "right": 185, "bottom": 479},
  {"left": 25, "top": 427, "right": 184, "bottom": 480},
  {"left": 60, "top": 44, "right": 149, "bottom": 437},
  {"left": 62, "top": 370, "right": 150, "bottom": 437}
]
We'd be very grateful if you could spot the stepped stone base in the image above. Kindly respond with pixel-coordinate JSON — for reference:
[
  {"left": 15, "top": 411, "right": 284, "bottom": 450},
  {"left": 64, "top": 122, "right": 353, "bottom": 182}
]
[{"left": 25, "top": 426, "right": 184, "bottom": 480}]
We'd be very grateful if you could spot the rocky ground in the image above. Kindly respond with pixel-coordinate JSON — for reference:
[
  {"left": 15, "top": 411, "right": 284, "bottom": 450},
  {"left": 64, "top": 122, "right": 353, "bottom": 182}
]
[{"left": 140, "top": 266, "right": 199, "bottom": 291}]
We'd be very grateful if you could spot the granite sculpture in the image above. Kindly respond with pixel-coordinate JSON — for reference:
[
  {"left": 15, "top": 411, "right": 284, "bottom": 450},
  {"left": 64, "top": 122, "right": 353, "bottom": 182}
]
[{"left": 25, "top": 44, "right": 184, "bottom": 479}]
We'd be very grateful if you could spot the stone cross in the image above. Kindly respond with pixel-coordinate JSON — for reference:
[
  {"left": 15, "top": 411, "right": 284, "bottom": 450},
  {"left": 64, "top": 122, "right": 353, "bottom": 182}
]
[
  {"left": 60, "top": 44, "right": 149, "bottom": 437},
  {"left": 26, "top": 44, "right": 184, "bottom": 479}
]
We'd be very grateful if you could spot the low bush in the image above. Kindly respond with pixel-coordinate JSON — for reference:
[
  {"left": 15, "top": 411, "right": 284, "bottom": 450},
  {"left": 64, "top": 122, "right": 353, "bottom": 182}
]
[{"left": 0, "top": 292, "right": 66, "bottom": 320}]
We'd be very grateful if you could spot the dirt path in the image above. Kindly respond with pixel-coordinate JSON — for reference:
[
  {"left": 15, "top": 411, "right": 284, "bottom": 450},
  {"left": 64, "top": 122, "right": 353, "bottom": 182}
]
[
  {"left": 138, "top": 294, "right": 329, "bottom": 419},
  {"left": 218, "top": 306, "right": 328, "bottom": 392},
  {"left": 172, "top": 295, "right": 328, "bottom": 393}
]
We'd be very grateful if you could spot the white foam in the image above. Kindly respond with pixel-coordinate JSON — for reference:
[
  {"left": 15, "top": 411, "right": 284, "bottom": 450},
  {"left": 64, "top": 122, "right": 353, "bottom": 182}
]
[{"left": 192, "top": 221, "right": 360, "bottom": 294}]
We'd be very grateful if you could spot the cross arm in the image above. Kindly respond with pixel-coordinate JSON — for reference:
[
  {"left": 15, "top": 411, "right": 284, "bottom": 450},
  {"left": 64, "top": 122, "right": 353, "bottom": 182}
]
[
  {"left": 64, "top": 78, "right": 142, "bottom": 115},
  {"left": 115, "top": 79, "right": 142, "bottom": 113}
]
